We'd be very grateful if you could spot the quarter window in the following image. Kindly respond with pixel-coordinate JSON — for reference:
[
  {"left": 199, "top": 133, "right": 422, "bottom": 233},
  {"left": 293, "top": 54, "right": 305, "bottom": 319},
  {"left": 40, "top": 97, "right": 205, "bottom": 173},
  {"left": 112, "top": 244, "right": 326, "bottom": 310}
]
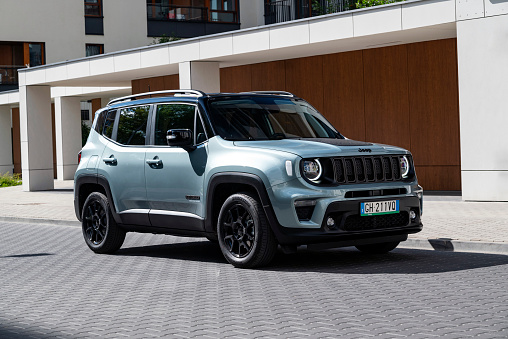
[
  {"left": 116, "top": 106, "right": 150, "bottom": 146},
  {"left": 102, "top": 110, "right": 117, "bottom": 139}
]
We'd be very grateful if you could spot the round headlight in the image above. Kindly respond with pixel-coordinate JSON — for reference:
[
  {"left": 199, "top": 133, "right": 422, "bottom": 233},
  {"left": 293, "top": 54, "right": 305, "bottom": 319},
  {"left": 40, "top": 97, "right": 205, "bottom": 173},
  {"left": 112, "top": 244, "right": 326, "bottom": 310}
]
[
  {"left": 400, "top": 156, "right": 410, "bottom": 178},
  {"left": 303, "top": 159, "right": 322, "bottom": 182}
]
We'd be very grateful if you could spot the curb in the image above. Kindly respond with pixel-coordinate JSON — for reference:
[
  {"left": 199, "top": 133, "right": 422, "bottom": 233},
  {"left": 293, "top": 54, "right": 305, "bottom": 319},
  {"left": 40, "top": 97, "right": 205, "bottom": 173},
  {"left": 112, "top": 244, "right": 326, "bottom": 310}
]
[
  {"left": 402, "top": 238, "right": 508, "bottom": 255},
  {"left": 0, "top": 216, "right": 80, "bottom": 227}
]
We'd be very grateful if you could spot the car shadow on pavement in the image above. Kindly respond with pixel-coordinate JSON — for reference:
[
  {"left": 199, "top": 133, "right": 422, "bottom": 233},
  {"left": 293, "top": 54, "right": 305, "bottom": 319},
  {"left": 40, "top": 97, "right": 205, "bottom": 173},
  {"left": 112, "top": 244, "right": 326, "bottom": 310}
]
[
  {"left": 116, "top": 240, "right": 226, "bottom": 264},
  {"left": 267, "top": 247, "right": 508, "bottom": 274},
  {"left": 115, "top": 240, "right": 508, "bottom": 274}
]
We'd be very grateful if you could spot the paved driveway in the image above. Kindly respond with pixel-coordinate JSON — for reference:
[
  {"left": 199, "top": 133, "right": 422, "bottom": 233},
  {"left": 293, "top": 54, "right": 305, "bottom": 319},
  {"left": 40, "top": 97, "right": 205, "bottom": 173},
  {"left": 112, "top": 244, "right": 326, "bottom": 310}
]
[{"left": 1, "top": 221, "right": 507, "bottom": 338}]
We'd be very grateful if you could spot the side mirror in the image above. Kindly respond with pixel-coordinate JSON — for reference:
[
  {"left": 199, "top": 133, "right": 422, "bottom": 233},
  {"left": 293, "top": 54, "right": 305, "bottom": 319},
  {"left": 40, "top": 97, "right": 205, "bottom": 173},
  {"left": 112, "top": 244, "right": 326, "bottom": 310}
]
[{"left": 166, "top": 129, "right": 195, "bottom": 151}]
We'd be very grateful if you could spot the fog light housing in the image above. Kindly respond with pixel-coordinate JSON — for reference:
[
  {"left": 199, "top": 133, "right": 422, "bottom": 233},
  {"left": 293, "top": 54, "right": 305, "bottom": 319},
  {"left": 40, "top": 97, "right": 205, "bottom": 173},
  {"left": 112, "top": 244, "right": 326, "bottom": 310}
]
[
  {"left": 410, "top": 210, "right": 417, "bottom": 221},
  {"left": 294, "top": 200, "right": 316, "bottom": 221},
  {"left": 327, "top": 217, "right": 335, "bottom": 227}
]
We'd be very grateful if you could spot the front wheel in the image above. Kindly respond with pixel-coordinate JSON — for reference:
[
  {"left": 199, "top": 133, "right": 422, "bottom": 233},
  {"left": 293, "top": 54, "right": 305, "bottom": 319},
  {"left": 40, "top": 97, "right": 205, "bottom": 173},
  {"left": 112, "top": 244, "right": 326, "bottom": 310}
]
[
  {"left": 217, "top": 193, "right": 277, "bottom": 268},
  {"left": 355, "top": 241, "right": 400, "bottom": 254},
  {"left": 82, "top": 192, "right": 125, "bottom": 254}
]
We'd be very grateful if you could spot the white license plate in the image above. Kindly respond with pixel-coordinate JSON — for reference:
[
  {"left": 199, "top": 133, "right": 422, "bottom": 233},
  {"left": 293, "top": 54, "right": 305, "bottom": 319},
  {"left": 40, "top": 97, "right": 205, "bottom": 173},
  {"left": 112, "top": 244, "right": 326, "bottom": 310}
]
[{"left": 360, "top": 200, "right": 399, "bottom": 216}]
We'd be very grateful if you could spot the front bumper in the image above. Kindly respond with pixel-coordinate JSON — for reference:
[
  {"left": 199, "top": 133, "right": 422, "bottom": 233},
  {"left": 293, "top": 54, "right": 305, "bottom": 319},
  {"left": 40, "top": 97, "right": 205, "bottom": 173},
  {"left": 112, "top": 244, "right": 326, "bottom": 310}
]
[{"left": 267, "top": 195, "right": 422, "bottom": 246}]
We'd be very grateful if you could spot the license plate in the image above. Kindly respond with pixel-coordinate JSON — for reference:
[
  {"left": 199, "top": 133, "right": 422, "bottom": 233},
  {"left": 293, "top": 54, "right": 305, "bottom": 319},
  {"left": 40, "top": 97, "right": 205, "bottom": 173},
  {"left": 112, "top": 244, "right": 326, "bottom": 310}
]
[{"left": 361, "top": 200, "right": 399, "bottom": 216}]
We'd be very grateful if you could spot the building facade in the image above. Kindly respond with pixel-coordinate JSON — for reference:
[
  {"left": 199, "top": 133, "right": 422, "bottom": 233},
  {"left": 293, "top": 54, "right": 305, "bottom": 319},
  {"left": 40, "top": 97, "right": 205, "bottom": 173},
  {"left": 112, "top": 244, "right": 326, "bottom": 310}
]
[{"left": 0, "top": 0, "right": 507, "bottom": 201}]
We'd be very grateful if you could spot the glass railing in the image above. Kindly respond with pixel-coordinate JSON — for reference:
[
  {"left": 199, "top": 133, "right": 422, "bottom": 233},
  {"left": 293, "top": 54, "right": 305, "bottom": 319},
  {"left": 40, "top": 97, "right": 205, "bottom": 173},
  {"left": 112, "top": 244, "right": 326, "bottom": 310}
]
[
  {"left": 0, "top": 66, "right": 22, "bottom": 85},
  {"left": 147, "top": 4, "right": 208, "bottom": 21},
  {"left": 147, "top": 4, "right": 238, "bottom": 23},
  {"left": 265, "top": 0, "right": 357, "bottom": 25}
]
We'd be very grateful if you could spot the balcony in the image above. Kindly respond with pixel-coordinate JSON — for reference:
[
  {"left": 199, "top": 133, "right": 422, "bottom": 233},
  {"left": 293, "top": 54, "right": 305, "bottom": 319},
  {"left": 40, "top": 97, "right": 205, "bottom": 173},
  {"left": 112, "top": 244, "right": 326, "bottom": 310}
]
[
  {"left": 0, "top": 66, "right": 22, "bottom": 92},
  {"left": 264, "top": 0, "right": 354, "bottom": 25},
  {"left": 147, "top": 4, "right": 240, "bottom": 39}
]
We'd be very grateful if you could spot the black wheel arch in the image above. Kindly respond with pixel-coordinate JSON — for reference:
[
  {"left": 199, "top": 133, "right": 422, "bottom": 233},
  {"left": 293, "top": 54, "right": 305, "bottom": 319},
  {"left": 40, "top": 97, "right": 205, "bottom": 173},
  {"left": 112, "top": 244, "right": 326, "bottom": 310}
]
[
  {"left": 74, "top": 174, "right": 121, "bottom": 224},
  {"left": 205, "top": 172, "right": 281, "bottom": 236}
]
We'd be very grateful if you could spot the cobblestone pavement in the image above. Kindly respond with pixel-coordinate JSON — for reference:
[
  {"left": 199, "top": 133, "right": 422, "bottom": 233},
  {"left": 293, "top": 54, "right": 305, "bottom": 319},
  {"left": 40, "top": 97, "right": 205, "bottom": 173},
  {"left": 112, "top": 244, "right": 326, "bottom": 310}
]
[{"left": 1, "top": 221, "right": 507, "bottom": 338}]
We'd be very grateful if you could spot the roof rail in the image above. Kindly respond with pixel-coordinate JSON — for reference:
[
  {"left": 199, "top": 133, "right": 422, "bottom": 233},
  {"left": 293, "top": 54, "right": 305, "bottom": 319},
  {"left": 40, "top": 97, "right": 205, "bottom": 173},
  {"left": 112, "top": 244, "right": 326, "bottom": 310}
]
[
  {"left": 107, "top": 89, "right": 206, "bottom": 106},
  {"left": 239, "top": 91, "right": 296, "bottom": 97}
]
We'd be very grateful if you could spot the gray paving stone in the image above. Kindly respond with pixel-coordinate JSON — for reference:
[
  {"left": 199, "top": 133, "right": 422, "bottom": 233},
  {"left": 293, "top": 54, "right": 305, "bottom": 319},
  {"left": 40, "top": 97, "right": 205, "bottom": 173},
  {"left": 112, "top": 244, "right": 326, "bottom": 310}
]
[{"left": 0, "top": 221, "right": 508, "bottom": 338}]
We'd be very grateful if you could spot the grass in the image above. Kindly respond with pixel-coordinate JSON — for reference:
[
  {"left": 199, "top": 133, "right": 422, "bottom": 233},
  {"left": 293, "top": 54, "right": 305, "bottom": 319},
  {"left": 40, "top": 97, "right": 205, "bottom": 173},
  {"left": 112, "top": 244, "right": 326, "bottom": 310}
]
[{"left": 0, "top": 172, "right": 22, "bottom": 188}]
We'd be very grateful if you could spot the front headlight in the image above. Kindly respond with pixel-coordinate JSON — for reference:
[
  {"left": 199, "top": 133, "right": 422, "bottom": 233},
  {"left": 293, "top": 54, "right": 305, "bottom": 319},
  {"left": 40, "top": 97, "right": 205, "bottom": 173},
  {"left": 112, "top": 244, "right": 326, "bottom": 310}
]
[
  {"left": 303, "top": 159, "right": 322, "bottom": 182},
  {"left": 400, "top": 156, "right": 410, "bottom": 178}
]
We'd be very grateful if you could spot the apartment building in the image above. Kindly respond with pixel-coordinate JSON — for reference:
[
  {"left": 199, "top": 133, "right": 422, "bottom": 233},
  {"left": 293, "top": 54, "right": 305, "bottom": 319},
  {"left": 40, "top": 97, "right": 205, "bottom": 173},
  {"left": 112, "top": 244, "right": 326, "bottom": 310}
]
[{"left": 0, "top": 0, "right": 507, "bottom": 201}]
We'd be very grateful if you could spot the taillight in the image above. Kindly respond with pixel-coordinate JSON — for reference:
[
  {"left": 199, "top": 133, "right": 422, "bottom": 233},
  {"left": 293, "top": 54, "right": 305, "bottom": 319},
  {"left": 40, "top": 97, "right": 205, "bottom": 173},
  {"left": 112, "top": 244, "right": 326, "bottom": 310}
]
[{"left": 78, "top": 151, "right": 82, "bottom": 164}]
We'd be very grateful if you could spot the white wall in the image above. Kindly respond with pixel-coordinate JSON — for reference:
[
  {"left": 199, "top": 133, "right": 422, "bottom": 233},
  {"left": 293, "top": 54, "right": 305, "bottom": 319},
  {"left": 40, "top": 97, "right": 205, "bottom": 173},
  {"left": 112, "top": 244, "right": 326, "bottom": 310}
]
[
  {"left": 0, "top": 0, "right": 152, "bottom": 63},
  {"left": 457, "top": 11, "right": 508, "bottom": 201},
  {"left": 90, "top": 0, "right": 153, "bottom": 53},
  {"left": 0, "top": 0, "right": 85, "bottom": 63},
  {"left": 239, "top": 0, "right": 265, "bottom": 29}
]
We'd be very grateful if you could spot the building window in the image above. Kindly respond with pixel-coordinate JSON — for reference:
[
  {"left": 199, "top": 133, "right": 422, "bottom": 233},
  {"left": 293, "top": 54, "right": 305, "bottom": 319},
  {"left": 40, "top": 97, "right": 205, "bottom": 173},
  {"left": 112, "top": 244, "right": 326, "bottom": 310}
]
[
  {"left": 86, "top": 44, "right": 104, "bottom": 57},
  {"left": 81, "top": 110, "right": 90, "bottom": 121},
  {"left": 85, "top": 0, "right": 102, "bottom": 17}
]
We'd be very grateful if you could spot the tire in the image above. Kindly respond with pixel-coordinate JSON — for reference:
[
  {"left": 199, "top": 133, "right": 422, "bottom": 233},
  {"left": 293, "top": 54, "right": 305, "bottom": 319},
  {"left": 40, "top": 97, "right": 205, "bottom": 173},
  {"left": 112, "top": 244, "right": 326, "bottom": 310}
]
[
  {"left": 217, "top": 192, "right": 278, "bottom": 268},
  {"left": 81, "top": 192, "right": 126, "bottom": 254},
  {"left": 355, "top": 241, "right": 400, "bottom": 254}
]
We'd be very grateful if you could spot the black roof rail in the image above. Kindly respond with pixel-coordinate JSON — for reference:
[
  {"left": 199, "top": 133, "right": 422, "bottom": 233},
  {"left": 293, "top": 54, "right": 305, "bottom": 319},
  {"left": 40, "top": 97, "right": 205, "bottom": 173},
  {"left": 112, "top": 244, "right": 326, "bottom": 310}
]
[
  {"left": 107, "top": 89, "right": 206, "bottom": 106},
  {"left": 239, "top": 91, "right": 296, "bottom": 97}
]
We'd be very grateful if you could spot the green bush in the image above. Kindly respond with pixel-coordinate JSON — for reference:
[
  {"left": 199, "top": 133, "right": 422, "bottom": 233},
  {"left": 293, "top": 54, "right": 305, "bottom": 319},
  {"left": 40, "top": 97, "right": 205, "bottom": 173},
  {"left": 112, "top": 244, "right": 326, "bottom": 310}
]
[
  {"left": 356, "top": 0, "right": 405, "bottom": 9},
  {"left": 0, "top": 172, "right": 22, "bottom": 188},
  {"left": 82, "top": 121, "right": 91, "bottom": 147}
]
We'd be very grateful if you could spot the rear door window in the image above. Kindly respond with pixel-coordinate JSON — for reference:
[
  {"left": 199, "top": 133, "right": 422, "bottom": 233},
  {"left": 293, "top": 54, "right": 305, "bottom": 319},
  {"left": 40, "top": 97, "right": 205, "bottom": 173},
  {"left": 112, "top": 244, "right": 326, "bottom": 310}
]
[{"left": 116, "top": 106, "right": 150, "bottom": 146}]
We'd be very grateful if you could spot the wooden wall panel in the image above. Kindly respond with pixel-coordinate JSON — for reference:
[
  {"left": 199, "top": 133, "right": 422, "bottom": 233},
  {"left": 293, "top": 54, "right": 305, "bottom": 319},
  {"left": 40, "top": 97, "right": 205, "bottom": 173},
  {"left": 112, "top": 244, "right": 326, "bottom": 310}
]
[
  {"left": 131, "top": 74, "right": 179, "bottom": 95},
  {"left": 322, "top": 51, "right": 366, "bottom": 140},
  {"left": 220, "top": 65, "right": 252, "bottom": 93},
  {"left": 91, "top": 98, "right": 102, "bottom": 121},
  {"left": 131, "top": 79, "right": 140, "bottom": 95},
  {"left": 163, "top": 74, "right": 179, "bottom": 89},
  {"left": 408, "top": 39, "right": 460, "bottom": 167},
  {"left": 285, "top": 56, "right": 324, "bottom": 112},
  {"left": 11, "top": 107, "right": 21, "bottom": 174},
  {"left": 0, "top": 44, "right": 13, "bottom": 65},
  {"left": 416, "top": 166, "right": 461, "bottom": 191},
  {"left": 251, "top": 61, "right": 286, "bottom": 91},
  {"left": 363, "top": 45, "right": 411, "bottom": 151}
]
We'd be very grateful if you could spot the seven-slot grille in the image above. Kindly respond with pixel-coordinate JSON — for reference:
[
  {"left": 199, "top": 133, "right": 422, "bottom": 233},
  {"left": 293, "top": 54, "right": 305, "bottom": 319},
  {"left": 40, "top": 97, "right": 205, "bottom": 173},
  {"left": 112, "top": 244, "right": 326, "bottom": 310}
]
[{"left": 332, "top": 155, "right": 405, "bottom": 184}]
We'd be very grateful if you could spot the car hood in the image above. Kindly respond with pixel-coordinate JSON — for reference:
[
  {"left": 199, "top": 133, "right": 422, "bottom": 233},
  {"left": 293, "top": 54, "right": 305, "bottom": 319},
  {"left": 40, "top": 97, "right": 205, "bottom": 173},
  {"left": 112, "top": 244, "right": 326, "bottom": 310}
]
[{"left": 233, "top": 138, "right": 408, "bottom": 158}]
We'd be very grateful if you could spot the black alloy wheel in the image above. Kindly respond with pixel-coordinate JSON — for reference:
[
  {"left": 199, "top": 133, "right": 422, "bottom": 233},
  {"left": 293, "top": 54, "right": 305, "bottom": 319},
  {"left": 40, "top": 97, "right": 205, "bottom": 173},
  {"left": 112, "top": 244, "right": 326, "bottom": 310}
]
[
  {"left": 81, "top": 192, "right": 125, "bottom": 254},
  {"left": 221, "top": 203, "right": 256, "bottom": 258},
  {"left": 217, "top": 192, "right": 277, "bottom": 268},
  {"left": 83, "top": 199, "right": 107, "bottom": 246}
]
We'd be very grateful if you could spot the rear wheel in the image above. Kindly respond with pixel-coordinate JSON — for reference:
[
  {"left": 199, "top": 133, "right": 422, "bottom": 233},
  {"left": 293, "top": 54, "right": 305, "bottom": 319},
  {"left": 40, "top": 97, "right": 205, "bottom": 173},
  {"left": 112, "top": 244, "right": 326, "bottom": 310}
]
[
  {"left": 217, "top": 193, "right": 277, "bottom": 268},
  {"left": 355, "top": 241, "right": 400, "bottom": 254},
  {"left": 82, "top": 192, "right": 125, "bottom": 254}
]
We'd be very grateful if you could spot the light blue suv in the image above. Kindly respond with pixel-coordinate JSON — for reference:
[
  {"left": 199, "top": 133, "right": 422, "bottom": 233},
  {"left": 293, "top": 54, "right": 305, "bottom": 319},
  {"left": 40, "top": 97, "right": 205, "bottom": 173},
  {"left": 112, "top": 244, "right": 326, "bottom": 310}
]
[{"left": 74, "top": 90, "right": 423, "bottom": 268}]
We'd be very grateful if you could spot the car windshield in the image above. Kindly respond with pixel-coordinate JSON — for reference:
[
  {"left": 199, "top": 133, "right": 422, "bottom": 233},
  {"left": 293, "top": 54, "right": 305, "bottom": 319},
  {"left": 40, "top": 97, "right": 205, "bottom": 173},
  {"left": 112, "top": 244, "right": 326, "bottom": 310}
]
[{"left": 207, "top": 96, "right": 342, "bottom": 141}]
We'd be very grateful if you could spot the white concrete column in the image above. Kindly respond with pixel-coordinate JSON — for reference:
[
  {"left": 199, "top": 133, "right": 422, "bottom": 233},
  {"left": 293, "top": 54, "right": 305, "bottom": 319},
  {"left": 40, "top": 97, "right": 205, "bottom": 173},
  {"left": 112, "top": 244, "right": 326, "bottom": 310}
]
[
  {"left": 19, "top": 85, "right": 54, "bottom": 191},
  {"left": 457, "top": 13, "right": 508, "bottom": 201},
  {"left": 179, "top": 61, "right": 220, "bottom": 93},
  {"left": 54, "top": 97, "right": 82, "bottom": 180},
  {"left": 0, "top": 105, "right": 13, "bottom": 174}
]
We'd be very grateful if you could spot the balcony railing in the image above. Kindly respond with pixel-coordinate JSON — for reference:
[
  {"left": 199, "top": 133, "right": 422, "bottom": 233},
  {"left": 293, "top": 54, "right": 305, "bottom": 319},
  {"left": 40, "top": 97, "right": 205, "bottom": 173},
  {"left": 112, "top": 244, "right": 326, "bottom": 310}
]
[
  {"left": 147, "top": 4, "right": 238, "bottom": 23},
  {"left": 147, "top": 4, "right": 208, "bottom": 21},
  {"left": 265, "top": 0, "right": 352, "bottom": 25},
  {"left": 0, "top": 66, "right": 22, "bottom": 85}
]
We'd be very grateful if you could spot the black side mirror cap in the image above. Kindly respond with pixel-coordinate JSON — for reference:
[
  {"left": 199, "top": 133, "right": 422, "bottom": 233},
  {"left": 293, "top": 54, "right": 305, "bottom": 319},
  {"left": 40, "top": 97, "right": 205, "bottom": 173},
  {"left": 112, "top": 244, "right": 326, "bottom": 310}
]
[{"left": 166, "top": 129, "right": 195, "bottom": 151}]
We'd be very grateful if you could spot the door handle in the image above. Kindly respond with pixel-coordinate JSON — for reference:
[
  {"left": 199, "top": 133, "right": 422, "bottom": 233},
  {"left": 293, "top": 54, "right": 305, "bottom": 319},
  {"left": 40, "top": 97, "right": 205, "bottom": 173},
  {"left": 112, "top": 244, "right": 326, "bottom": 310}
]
[
  {"left": 103, "top": 156, "right": 117, "bottom": 165},
  {"left": 146, "top": 157, "right": 162, "bottom": 166}
]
